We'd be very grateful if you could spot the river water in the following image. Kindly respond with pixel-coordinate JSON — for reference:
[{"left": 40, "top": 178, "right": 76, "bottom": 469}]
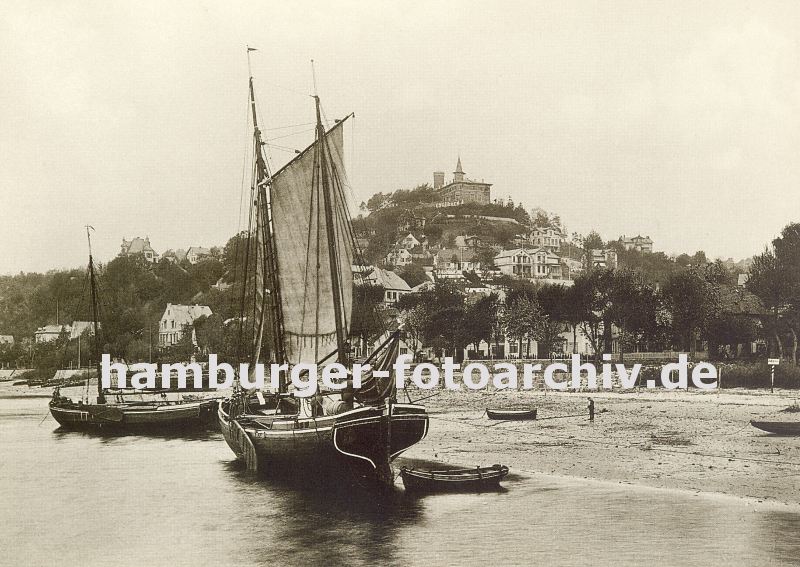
[{"left": 1, "top": 387, "right": 799, "bottom": 567}]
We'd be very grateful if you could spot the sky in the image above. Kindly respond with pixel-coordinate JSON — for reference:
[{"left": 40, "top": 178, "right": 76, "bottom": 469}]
[{"left": 1, "top": 0, "right": 799, "bottom": 274}]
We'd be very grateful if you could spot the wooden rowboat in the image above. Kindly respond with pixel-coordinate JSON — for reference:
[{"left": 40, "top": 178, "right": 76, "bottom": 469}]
[
  {"left": 486, "top": 408, "right": 537, "bottom": 421},
  {"left": 750, "top": 420, "right": 800, "bottom": 435},
  {"left": 400, "top": 464, "right": 509, "bottom": 492}
]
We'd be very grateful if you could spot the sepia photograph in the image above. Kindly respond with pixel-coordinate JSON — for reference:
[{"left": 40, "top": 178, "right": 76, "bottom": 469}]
[{"left": 1, "top": 1, "right": 799, "bottom": 566}]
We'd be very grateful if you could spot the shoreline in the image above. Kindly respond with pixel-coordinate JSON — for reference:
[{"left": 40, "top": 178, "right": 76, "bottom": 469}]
[{"left": 399, "top": 386, "right": 800, "bottom": 507}]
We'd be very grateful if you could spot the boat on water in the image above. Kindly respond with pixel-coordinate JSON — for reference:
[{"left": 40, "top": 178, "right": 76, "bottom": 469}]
[
  {"left": 218, "top": 56, "right": 428, "bottom": 485},
  {"left": 49, "top": 228, "right": 221, "bottom": 432},
  {"left": 486, "top": 408, "right": 537, "bottom": 421},
  {"left": 750, "top": 420, "right": 800, "bottom": 435},
  {"left": 400, "top": 464, "right": 509, "bottom": 492}
]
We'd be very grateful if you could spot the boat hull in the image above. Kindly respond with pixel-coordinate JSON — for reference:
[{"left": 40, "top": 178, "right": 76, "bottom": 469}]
[
  {"left": 218, "top": 401, "right": 428, "bottom": 482},
  {"left": 400, "top": 464, "right": 509, "bottom": 492},
  {"left": 50, "top": 399, "right": 218, "bottom": 432},
  {"left": 486, "top": 408, "right": 537, "bottom": 421},
  {"left": 750, "top": 420, "right": 800, "bottom": 435}
]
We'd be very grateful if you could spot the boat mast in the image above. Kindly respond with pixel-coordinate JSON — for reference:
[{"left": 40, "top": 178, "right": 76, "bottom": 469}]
[
  {"left": 246, "top": 48, "right": 287, "bottom": 388},
  {"left": 86, "top": 226, "right": 105, "bottom": 404},
  {"left": 314, "top": 96, "right": 348, "bottom": 365}
]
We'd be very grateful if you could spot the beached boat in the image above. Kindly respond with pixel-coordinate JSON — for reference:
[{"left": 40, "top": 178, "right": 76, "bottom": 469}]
[
  {"left": 750, "top": 420, "right": 800, "bottom": 435},
  {"left": 218, "top": 54, "right": 428, "bottom": 485},
  {"left": 49, "top": 228, "right": 222, "bottom": 432},
  {"left": 400, "top": 464, "right": 509, "bottom": 492},
  {"left": 486, "top": 408, "right": 537, "bottom": 420}
]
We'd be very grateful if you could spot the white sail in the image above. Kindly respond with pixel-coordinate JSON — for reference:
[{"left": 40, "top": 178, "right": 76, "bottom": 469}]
[{"left": 270, "top": 121, "right": 354, "bottom": 364}]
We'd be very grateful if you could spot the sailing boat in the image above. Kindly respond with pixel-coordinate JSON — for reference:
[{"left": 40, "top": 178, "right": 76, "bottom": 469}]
[
  {"left": 49, "top": 228, "right": 219, "bottom": 431},
  {"left": 217, "top": 66, "right": 428, "bottom": 485}
]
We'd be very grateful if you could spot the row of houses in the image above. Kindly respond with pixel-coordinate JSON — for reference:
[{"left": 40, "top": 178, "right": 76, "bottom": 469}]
[{"left": 120, "top": 237, "right": 216, "bottom": 265}]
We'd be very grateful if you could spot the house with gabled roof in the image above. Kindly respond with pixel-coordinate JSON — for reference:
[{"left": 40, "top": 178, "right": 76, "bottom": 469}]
[
  {"left": 158, "top": 303, "right": 213, "bottom": 347},
  {"left": 361, "top": 268, "right": 412, "bottom": 305},
  {"left": 120, "top": 237, "right": 159, "bottom": 263}
]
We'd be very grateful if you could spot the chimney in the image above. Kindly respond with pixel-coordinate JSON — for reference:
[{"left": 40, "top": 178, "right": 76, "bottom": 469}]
[{"left": 433, "top": 171, "right": 445, "bottom": 189}]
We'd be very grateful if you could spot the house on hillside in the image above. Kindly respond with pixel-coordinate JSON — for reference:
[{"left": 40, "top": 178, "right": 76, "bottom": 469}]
[
  {"left": 434, "top": 248, "right": 480, "bottom": 276},
  {"left": 397, "top": 233, "right": 421, "bottom": 250},
  {"left": 0, "top": 335, "right": 14, "bottom": 346},
  {"left": 158, "top": 303, "right": 213, "bottom": 347},
  {"left": 529, "top": 226, "right": 564, "bottom": 253},
  {"left": 186, "top": 246, "right": 212, "bottom": 264},
  {"left": 69, "top": 321, "right": 97, "bottom": 340},
  {"left": 454, "top": 235, "right": 482, "bottom": 250},
  {"left": 621, "top": 235, "right": 654, "bottom": 253},
  {"left": 587, "top": 249, "right": 618, "bottom": 269},
  {"left": 434, "top": 158, "right": 492, "bottom": 206},
  {"left": 398, "top": 209, "right": 427, "bottom": 232},
  {"left": 162, "top": 249, "right": 188, "bottom": 263},
  {"left": 561, "top": 257, "right": 583, "bottom": 279},
  {"left": 385, "top": 247, "right": 412, "bottom": 267},
  {"left": 120, "top": 237, "right": 159, "bottom": 263},
  {"left": 35, "top": 325, "right": 68, "bottom": 343},
  {"left": 362, "top": 268, "right": 412, "bottom": 305},
  {"left": 494, "top": 248, "right": 561, "bottom": 279}
]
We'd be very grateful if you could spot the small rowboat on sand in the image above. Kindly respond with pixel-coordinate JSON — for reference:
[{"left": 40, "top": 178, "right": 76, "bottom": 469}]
[
  {"left": 400, "top": 464, "right": 509, "bottom": 492},
  {"left": 486, "top": 408, "right": 537, "bottom": 421},
  {"left": 750, "top": 420, "right": 800, "bottom": 436}
]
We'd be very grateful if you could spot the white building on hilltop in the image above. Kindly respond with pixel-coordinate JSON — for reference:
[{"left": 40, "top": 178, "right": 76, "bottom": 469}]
[{"left": 158, "top": 303, "right": 213, "bottom": 347}]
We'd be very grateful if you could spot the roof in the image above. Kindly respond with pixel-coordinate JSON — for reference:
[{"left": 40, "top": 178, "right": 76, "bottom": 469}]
[
  {"left": 122, "top": 237, "right": 155, "bottom": 255},
  {"left": 718, "top": 285, "right": 766, "bottom": 316},
  {"left": 365, "top": 268, "right": 411, "bottom": 292},
  {"left": 187, "top": 246, "right": 212, "bottom": 256},
  {"left": 69, "top": 321, "right": 97, "bottom": 339},
  {"left": 35, "top": 324, "right": 67, "bottom": 335},
  {"left": 436, "top": 248, "right": 477, "bottom": 265},
  {"left": 455, "top": 156, "right": 463, "bottom": 174},
  {"left": 160, "top": 303, "right": 213, "bottom": 325},
  {"left": 0, "top": 335, "right": 13, "bottom": 344},
  {"left": 495, "top": 247, "right": 560, "bottom": 262}
]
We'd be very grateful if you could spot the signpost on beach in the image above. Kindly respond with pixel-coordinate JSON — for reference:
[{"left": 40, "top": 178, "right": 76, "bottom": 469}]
[{"left": 768, "top": 358, "right": 780, "bottom": 393}]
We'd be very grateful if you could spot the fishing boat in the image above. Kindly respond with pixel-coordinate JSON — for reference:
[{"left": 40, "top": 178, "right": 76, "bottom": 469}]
[
  {"left": 400, "top": 464, "right": 509, "bottom": 492},
  {"left": 486, "top": 408, "right": 537, "bottom": 420},
  {"left": 48, "top": 228, "right": 220, "bottom": 432},
  {"left": 217, "top": 56, "right": 428, "bottom": 485},
  {"left": 750, "top": 420, "right": 800, "bottom": 435}
]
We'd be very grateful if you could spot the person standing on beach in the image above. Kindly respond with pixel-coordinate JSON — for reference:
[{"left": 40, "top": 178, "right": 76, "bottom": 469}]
[{"left": 588, "top": 398, "right": 595, "bottom": 422}]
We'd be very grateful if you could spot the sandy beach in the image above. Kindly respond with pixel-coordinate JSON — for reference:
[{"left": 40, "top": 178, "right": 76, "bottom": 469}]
[{"left": 400, "top": 385, "right": 800, "bottom": 507}]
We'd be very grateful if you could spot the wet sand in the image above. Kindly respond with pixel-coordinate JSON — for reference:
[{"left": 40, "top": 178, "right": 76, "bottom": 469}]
[{"left": 400, "top": 386, "right": 800, "bottom": 506}]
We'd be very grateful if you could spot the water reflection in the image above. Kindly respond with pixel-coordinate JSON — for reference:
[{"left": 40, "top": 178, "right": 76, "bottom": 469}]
[{"left": 1, "top": 394, "right": 799, "bottom": 567}]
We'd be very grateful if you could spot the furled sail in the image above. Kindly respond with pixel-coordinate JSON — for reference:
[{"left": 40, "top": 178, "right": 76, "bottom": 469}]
[{"left": 270, "top": 120, "right": 354, "bottom": 364}]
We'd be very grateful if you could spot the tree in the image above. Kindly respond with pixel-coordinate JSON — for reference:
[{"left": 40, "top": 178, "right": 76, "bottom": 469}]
[
  {"left": 661, "top": 269, "right": 720, "bottom": 356},
  {"left": 606, "top": 270, "right": 657, "bottom": 362},
  {"left": 501, "top": 296, "right": 546, "bottom": 358},
  {"left": 463, "top": 294, "right": 500, "bottom": 355},
  {"left": 582, "top": 230, "right": 604, "bottom": 252}
]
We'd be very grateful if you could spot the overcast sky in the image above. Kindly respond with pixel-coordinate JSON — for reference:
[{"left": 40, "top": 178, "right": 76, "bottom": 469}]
[{"left": 2, "top": 1, "right": 799, "bottom": 274}]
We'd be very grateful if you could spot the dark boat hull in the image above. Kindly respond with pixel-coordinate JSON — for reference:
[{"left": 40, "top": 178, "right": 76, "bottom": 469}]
[
  {"left": 218, "top": 400, "right": 429, "bottom": 482},
  {"left": 750, "top": 420, "right": 800, "bottom": 435},
  {"left": 486, "top": 408, "right": 537, "bottom": 421},
  {"left": 50, "top": 399, "right": 218, "bottom": 432},
  {"left": 400, "top": 464, "right": 509, "bottom": 492}
]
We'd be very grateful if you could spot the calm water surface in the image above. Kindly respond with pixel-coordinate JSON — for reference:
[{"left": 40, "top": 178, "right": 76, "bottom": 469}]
[{"left": 1, "top": 387, "right": 799, "bottom": 567}]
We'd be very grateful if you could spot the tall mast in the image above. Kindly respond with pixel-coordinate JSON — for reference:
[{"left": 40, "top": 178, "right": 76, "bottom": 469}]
[
  {"left": 246, "top": 48, "right": 287, "bottom": 389},
  {"left": 86, "top": 226, "right": 105, "bottom": 404},
  {"left": 314, "top": 96, "right": 348, "bottom": 364}
]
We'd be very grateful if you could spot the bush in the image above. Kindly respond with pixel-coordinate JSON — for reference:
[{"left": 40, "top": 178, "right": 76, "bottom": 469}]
[{"left": 716, "top": 362, "right": 800, "bottom": 389}]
